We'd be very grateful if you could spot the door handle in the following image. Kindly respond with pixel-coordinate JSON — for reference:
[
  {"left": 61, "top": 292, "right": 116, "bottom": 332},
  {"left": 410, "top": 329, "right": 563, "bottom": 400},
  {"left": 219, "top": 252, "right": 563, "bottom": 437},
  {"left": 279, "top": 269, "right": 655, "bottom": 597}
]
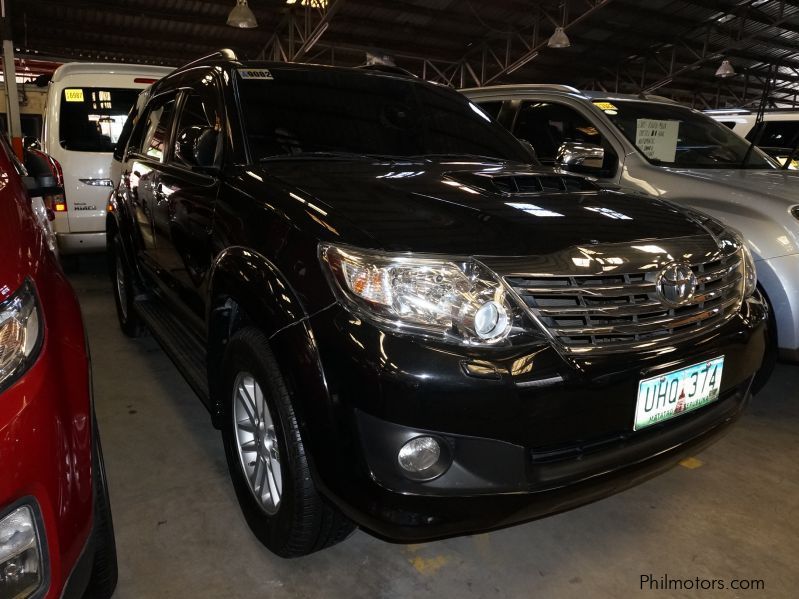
[{"left": 154, "top": 183, "right": 168, "bottom": 206}]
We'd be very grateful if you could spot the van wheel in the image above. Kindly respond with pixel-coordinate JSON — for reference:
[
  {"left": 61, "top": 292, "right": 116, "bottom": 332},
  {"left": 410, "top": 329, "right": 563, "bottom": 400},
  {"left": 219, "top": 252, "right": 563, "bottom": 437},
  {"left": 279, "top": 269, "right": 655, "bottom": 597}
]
[
  {"left": 109, "top": 236, "right": 144, "bottom": 337},
  {"left": 220, "top": 327, "right": 354, "bottom": 557}
]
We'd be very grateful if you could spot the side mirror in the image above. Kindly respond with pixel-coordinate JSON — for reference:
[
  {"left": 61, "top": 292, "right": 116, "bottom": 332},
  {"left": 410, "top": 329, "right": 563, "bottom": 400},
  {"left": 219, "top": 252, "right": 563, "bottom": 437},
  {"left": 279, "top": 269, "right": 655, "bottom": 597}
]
[
  {"left": 22, "top": 176, "right": 63, "bottom": 201},
  {"left": 175, "top": 126, "right": 219, "bottom": 169},
  {"left": 556, "top": 141, "right": 605, "bottom": 174},
  {"left": 23, "top": 136, "right": 41, "bottom": 151},
  {"left": 518, "top": 139, "right": 540, "bottom": 165}
]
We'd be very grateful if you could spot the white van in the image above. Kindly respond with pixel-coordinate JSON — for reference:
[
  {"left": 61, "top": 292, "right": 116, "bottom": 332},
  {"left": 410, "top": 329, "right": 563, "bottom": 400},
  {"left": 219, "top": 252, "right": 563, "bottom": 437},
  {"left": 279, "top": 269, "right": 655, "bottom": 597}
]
[
  {"left": 706, "top": 108, "right": 799, "bottom": 169},
  {"left": 42, "top": 62, "right": 173, "bottom": 254}
]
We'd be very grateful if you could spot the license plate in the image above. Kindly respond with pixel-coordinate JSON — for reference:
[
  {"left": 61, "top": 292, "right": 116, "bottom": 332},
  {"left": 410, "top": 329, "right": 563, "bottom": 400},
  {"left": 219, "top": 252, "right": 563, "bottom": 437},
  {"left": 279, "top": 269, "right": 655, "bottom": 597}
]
[{"left": 634, "top": 357, "right": 724, "bottom": 431}]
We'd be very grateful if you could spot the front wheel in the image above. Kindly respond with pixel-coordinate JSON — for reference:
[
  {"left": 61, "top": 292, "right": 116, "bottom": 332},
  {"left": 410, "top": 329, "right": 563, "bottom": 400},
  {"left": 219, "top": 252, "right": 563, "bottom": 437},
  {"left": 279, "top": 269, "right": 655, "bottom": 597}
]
[{"left": 220, "top": 327, "right": 354, "bottom": 557}]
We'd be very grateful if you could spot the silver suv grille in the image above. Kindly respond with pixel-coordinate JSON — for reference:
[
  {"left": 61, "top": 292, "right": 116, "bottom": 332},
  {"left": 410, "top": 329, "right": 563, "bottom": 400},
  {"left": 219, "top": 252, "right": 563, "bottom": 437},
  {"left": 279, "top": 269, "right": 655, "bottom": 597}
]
[{"left": 504, "top": 251, "right": 744, "bottom": 353}]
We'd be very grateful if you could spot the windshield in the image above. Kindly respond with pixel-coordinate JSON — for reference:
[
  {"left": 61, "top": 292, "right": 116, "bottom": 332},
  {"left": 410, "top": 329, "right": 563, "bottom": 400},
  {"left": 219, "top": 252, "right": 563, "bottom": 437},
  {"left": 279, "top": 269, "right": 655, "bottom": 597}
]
[
  {"left": 236, "top": 67, "right": 532, "bottom": 163},
  {"left": 597, "top": 99, "right": 775, "bottom": 169},
  {"left": 59, "top": 87, "right": 140, "bottom": 153}
]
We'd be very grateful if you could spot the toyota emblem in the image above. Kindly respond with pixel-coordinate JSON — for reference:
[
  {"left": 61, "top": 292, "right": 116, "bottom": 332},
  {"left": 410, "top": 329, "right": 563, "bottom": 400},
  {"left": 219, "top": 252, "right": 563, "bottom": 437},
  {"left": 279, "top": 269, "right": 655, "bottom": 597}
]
[{"left": 656, "top": 263, "right": 697, "bottom": 306}]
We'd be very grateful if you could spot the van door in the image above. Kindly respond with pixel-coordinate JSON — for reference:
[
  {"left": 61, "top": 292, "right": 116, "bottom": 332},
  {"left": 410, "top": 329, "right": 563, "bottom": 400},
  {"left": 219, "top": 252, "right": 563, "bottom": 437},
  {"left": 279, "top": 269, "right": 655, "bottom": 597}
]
[{"left": 56, "top": 87, "right": 140, "bottom": 231}]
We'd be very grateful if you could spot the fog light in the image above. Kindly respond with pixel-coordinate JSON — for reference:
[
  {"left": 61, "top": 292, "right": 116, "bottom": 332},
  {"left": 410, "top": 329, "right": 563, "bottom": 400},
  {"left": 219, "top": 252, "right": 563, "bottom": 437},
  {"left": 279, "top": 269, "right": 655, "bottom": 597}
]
[
  {"left": 0, "top": 506, "right": 42, "bottom": 599},
  {"left": 398, "top": 436, "right": 441, "bottom": 473},
  {"left": 474, "top": 301, "right": 509, "bottom": 340}
]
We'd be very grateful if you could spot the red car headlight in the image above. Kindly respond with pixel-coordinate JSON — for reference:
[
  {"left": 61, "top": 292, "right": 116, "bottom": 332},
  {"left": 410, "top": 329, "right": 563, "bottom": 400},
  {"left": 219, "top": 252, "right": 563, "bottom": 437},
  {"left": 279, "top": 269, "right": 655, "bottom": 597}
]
[
  {"left": 0, "top": 503, "right": 45, "bottom": 599},
  {"left": 0, "top": 280, "right": 42, "bottom": 393}
]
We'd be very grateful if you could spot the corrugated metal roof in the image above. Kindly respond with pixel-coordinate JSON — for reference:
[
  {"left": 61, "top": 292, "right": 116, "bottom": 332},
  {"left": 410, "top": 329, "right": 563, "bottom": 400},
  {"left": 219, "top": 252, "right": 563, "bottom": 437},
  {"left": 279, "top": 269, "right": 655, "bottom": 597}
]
[{"left": 8, "top": 0, "right": 799, "bottom": 107}]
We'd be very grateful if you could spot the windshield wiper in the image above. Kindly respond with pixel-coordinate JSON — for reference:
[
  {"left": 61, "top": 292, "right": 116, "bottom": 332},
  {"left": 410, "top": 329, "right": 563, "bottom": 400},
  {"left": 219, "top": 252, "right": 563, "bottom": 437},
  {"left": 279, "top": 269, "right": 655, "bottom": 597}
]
[
  {"left": 259, "top": 151, "right": 402, "bottom": 162},
  {"left": 409, "top": 153, "right": 506, "bottom": 161}
]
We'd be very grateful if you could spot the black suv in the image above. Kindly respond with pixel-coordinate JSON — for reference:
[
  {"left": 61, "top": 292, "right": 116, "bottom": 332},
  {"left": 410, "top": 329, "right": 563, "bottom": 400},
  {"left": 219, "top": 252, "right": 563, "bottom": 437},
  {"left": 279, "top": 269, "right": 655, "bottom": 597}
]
[{"left": 109, "top": 50, "right": 767, "bottom": 557}]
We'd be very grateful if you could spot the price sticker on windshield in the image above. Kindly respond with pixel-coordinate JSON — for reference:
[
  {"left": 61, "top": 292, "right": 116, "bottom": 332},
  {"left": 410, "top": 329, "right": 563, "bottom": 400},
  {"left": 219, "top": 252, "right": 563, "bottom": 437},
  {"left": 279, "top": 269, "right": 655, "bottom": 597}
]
[
  {"left": 593, "top": 101, "right": 617, "bottom": 111},
  {"left": 237, "top": 69, "right": 274, "bottom": 80},
  {"left": 64, "top": 88, "right": 85, "bottom": 102}
]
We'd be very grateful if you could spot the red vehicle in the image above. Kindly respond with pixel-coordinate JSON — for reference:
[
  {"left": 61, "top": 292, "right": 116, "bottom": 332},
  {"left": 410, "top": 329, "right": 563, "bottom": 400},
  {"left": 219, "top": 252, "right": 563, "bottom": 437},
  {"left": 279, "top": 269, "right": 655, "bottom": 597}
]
[{"left": 0, "top": 136, "right": 117, "bottom": 598}]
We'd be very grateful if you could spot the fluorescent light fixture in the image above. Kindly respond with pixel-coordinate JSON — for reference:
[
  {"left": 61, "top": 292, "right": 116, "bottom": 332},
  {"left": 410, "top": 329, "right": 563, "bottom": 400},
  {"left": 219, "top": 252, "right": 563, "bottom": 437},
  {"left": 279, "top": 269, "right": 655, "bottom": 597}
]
[{"left": 227, "top": 0, "right": 258, "bottom": 28}]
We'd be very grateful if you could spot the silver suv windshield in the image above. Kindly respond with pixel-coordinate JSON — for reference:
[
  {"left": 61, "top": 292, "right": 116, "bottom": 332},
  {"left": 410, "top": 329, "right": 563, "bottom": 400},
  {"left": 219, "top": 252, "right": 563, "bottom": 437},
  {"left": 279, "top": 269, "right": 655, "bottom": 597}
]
[{"left": 597, "top": 99, "right": 776, "bottom": 170}]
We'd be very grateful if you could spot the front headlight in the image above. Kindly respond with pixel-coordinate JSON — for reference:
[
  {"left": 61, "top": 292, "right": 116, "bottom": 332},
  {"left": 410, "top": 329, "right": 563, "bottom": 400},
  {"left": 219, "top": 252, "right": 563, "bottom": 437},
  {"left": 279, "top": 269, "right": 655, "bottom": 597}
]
[
  {"left": 741, "top": 242, "right": 757, "bottom": 297},
  {"left": 0, "top": 281, "right": 42, "bottom": 393},
  {"left": 720, "top": 229, "right": 757, "bottom": 298},
  {"left": 319, "top": 244, "right": 539, "bottom": 346},
  {"left": 0, "top": 504, "right": 44, "bottom": 599}
]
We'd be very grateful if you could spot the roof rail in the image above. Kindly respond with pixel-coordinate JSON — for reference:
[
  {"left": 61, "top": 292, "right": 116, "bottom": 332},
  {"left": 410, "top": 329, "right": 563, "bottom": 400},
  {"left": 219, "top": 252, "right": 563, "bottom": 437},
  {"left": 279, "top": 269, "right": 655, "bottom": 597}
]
[
  {"left": 174, "top": 49, "right": 239, "bottom": 73},
  {"left": 460, "top": 83, "right": 583, "bottom": 95},
  {"left": 356, "top": 64, "right": 417, "bottom": 78}
]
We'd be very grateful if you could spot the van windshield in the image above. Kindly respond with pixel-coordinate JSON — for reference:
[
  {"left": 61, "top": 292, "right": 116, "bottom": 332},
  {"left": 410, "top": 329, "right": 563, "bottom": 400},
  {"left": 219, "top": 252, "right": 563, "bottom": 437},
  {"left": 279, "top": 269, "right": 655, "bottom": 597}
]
[
  {"left": 597, "top": 99, "right": 775, "bottom": 169},
  {"left": 59, "top": 87, "right": 140, "bottom": 153}
]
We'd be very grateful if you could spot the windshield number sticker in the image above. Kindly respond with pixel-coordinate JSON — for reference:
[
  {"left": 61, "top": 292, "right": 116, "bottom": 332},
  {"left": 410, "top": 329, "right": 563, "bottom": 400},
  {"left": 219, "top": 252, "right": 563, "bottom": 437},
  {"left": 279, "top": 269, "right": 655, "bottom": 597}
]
[
  {"left": 238, "top": 69, "right": 274, "bottom": 80},
  {"left": 636, "top": 118, "right": 679, "bottom": 162},
  {"left": 593, "top": 101, "right": 617, "bottom": 111},
  {"left": 64, "top": 88, "right": 85, "bottom": 102}
]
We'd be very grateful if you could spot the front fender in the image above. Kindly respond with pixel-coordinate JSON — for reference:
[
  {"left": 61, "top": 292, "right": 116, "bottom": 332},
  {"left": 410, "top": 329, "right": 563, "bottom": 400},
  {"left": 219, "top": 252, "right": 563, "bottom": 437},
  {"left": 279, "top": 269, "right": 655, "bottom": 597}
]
[{"left": 205, "top": 247, "right": 312, "bottom": 422}]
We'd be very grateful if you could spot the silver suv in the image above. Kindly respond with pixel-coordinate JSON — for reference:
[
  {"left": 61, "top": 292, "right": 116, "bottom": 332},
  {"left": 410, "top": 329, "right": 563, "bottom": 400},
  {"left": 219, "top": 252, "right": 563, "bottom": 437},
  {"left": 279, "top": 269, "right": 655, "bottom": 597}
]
[{"left": 463, "top": 85, "right": 799, "bottom": 372}]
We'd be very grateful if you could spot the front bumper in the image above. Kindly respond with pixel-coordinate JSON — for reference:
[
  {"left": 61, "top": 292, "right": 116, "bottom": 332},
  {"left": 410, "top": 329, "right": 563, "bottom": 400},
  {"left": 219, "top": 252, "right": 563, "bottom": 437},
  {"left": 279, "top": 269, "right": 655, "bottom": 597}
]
[
  {"left": 0, "top": 280, "right": 93, "bottom": 596},
  {"left": 294, "top": 293, "right": 767, "bottom": 542}
]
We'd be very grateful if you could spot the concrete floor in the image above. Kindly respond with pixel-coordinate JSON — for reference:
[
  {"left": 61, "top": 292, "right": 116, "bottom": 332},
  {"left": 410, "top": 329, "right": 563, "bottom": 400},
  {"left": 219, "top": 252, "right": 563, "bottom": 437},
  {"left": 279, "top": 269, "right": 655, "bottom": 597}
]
[{"left": 67, "top": 256, "right": 798, "bottom": 599}]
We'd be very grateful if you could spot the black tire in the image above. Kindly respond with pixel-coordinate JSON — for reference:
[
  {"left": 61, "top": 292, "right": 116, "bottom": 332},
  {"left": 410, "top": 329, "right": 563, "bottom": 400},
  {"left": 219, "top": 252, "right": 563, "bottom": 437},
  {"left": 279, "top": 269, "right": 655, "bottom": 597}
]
[
  {"left": 751, "top": 287, "right": 778, "bottom": 395},
  {"left": 220, "top": 327, "right": 354, "bottom": 557},
  {"left": 109, "top": 236, "right": 144, "bottom": 338},
  {"left": 83, "top": 423, "right": 118, "bottom": 599}
]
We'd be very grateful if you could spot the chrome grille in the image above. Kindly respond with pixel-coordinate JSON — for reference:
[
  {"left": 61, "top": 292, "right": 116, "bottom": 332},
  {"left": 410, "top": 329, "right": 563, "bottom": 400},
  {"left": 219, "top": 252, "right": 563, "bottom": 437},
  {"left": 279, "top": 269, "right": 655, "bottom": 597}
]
[{"left": 505, "top": 251, "right": 744, "bottom": 353}]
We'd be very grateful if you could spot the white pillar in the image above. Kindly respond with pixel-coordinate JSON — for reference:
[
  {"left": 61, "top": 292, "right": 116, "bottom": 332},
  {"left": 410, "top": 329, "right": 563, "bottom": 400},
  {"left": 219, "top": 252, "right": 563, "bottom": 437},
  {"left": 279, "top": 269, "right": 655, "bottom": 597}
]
[{"left": 1, "top": 0, "right": 22, "bottom": 157}]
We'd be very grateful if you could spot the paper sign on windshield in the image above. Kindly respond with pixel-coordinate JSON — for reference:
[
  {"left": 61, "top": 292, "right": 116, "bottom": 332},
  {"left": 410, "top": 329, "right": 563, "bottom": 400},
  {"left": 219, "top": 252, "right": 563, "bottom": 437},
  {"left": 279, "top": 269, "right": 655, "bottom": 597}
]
[{"left": 635, "top": 119, "right": 679, "bottom": 162}]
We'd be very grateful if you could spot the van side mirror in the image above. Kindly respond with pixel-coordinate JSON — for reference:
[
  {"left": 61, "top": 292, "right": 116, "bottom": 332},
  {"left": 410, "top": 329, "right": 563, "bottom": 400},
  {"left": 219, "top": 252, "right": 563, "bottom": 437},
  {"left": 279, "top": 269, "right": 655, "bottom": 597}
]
[{"left": 556, "top": 141, "right": 605, "bottom": 174}]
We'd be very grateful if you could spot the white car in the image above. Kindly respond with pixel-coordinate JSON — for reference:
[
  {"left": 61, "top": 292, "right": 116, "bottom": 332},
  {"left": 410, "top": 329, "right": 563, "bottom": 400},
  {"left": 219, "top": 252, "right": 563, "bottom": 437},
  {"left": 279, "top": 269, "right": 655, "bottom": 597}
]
[
  {"left": 706, "top": 108, "right": 798, "bottom": 169},
  {"left": 463, "top": 85, "right": 799, "bottom": 379},
  {"left": 41, "top": 62, "right": 173, "bottom": 254}
]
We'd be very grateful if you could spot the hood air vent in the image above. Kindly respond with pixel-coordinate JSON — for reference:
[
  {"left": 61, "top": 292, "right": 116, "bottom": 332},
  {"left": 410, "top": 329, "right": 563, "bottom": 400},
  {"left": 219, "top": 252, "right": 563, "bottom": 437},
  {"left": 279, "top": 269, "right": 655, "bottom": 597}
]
[{"left": 445, "top": 172, "right": 598, "bottom": 196}]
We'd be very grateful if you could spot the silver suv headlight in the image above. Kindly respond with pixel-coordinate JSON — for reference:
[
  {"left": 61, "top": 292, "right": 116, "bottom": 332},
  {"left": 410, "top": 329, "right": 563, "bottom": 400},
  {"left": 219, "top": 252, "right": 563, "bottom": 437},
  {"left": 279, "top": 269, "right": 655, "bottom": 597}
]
[
  {"left": 319, "top": 244, "right": 539, "bottom": 346},
  {"left": 719, "top": 229, "right": 757, "bottom": 298},
  {"left": 0, "top": 281, "right": 43, "bottom": 393},
  {"left": 740, "top": 241, "right": 757, "bottom": 297}
]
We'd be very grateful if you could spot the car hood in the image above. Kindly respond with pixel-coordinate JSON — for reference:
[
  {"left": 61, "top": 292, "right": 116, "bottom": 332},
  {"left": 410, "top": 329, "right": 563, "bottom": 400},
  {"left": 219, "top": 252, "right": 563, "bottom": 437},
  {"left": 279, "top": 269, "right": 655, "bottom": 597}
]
[
  {"left": 250, "top": 159, "right": 711, "bottom": 255},
  {"left": 661, "top": 167, "right": 799, "bottom": 204}
]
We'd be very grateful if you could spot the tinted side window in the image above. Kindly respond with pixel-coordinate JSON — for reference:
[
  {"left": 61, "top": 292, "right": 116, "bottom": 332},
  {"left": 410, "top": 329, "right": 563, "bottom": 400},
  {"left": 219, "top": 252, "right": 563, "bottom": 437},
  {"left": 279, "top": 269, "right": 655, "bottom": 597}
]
[
  {"left": 514, "top": 101, "right": 606, "bottom": 164},
  {"left": 476, "top": 101, "right": 503, "bottom": 120},
  {"left": 173, "top": 90, "right": 221, "bottom": 168},
  {"left": 114, "top": 103, "right": 140, "bottom": 162},
  {"left": 140, "top": 96, "right": 177, "bottom": 162},
  {"left": 746, "top": 121, "right": 799, "bottom": 149}
]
